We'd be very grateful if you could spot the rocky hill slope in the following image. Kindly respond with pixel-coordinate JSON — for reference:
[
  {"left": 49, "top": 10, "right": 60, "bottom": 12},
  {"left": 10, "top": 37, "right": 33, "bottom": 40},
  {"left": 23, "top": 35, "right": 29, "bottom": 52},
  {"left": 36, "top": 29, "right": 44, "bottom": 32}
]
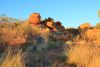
[{"left": 0, "top": 13, "right": 100, "bottom": 67}]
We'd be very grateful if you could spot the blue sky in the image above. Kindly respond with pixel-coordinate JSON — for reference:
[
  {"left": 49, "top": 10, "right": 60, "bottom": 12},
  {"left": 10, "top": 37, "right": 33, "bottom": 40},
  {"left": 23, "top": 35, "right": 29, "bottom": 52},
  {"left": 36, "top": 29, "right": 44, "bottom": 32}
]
[{"left": 0, "top": 0, "right": 100, "bottom": 27}]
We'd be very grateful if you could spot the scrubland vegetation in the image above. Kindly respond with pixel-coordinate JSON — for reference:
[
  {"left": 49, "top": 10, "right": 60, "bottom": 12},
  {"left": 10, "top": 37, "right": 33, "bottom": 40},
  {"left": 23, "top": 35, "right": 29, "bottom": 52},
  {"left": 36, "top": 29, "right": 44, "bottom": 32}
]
[{"left": 0, "top": 13, "right": 100, "bottom": 67}]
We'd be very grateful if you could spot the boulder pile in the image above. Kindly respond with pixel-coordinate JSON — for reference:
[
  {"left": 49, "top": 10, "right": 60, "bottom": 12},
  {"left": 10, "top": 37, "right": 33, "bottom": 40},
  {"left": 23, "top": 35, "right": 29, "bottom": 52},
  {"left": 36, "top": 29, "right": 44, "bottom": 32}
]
[
  {"left": 55, "top": 21, "right": 65, "bottom": 32},
  {"left": 28, "top": 13, "right": 65, "bottom": 32}
]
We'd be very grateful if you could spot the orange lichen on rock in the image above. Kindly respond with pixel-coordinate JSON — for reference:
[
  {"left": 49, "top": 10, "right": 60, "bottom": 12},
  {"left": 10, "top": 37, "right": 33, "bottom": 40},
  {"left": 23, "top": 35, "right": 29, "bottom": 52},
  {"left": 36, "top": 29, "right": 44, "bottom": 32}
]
[
  {"left": 28, "top": 13, "right": 41, "bottom": 26},
  {"left": 79, "top": 23, "right": 91, "bottom": 29}
]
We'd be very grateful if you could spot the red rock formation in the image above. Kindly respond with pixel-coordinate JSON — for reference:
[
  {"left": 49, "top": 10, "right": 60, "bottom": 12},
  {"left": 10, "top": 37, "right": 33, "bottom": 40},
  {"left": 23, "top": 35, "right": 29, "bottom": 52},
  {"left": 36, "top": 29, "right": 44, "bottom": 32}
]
[
  {"left": 28, "top": 13, "right": 65, "bottom": 32},
  {"left": 46, "top": 21, "right": 57, "bottom": 31},
  {"left": 46, "top": 21, "right": 54, "bottom": 28},
  {"left": 53, "top": 27, "right": 57, "bottom": 31},
  {"left": 79, "top": 23, "right": 91, "bottom": 29},
  {"left": 29, "top": 13, "right": 41, "bottom": 26}
]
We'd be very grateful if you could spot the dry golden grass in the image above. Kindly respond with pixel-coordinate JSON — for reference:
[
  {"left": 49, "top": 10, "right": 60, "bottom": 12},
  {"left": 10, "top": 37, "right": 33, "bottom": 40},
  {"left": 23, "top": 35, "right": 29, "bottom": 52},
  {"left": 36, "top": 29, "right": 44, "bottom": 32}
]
[
  {"left": 66, "top": 39, "right": 100, "bottom": 67},
  {"left": 30, "top": 26, "right": 50, "bottom": 37},
  {"left": 65, "top": 27, "right": 100, "bottom": 67},
  {"left": 0, "top": 22, "right": 50, "bottom": 46},
  {"left": 18, "top": 22, "right": 50, "bottom": 39},
  {"left": 88, "top": 55, "right": 100, "bottom": 67},
  {"left": 0, "top": 48, "right": 25, "bottom": 67},
  {"left": 86, "top": 29, "right": 100, "bottom": 40},
  {"left": 0, "top": 27, "right": 27, "bottom": 45},
  {"left": 1, "top": 21, "right": 100, "bottom": 67}
]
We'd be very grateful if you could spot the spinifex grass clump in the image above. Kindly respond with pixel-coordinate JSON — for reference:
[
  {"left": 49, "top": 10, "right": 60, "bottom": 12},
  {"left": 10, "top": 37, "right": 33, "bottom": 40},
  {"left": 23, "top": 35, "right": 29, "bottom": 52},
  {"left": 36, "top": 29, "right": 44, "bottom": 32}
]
[
  {"left": 65, "top": 34, "right": 100, "bottom": 67},
  {"left": 0, "top": 48, "right": 25, "bottom": 67}
]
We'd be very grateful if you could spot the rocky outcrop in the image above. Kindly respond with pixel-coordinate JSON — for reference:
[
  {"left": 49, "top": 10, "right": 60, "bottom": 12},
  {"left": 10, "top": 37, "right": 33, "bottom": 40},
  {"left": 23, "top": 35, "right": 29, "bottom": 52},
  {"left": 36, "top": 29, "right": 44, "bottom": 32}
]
[
  {"left": 79, "top": 23, "right": 90, "bottom": 29},
  {"left": 28, "top": 13, "right": 41, "bottom": 26},
  {"left": 28, "top": 13, "right": 66, "bottom": 32},
  {"left": 46, "top": 21, "right": 54, "bottom": 28}
]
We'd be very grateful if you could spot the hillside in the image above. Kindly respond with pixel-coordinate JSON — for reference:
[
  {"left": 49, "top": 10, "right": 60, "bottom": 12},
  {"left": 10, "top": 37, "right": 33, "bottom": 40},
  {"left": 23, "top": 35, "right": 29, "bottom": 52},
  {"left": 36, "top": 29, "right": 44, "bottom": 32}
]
[{"left": 0, "top": 13, "right": 100, "bottom": 67}]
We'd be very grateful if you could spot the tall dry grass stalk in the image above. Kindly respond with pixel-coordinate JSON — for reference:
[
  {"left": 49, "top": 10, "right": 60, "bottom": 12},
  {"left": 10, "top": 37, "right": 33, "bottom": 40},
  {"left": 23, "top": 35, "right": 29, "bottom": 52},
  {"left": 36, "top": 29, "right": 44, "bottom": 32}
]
[
  {"left": 31, "top": 26, "right": 50, "bottom": 38},
  {"left": 0, "top": 48, "right": 25, "bottom": 67},
  {"left": 66, "top": 39, "right": 100, "bottom": 67},
  {"left": 0, "top": 22, "right": 50, "bottom": 45},
  {"left": 0, "top": 27, "right": 27, "bottom": 45},
  {"left": 18, "top": 22, "right": 50, "bottom": 37}
]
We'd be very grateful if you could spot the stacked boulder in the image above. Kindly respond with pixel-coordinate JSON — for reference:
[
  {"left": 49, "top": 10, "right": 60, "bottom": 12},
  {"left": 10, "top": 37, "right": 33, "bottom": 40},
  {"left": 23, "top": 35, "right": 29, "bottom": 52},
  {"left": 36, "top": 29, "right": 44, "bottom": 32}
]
[
  {"left": 78, "top": 23, "right": 91, "bottom": 35},
  {"left": 28, "top": 13, "right": 65, "bottom": 32},
  {"left": 28, "top": 13, "right": 41, "bottom": 26},
  {"left": 79, "top": 23, "right": 91, "bottom": 30}
]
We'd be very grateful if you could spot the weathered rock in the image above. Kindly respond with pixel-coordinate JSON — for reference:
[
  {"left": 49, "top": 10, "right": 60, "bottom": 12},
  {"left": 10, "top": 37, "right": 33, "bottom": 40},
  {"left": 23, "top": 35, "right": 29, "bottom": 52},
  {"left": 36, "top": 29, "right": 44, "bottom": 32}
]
[
  {"left": 46, "top": 21, "right": 54, "bottom": 28},
  {"left": 28, "top": 13, "right": 41, "bottom": 26},
  {"left": 52, "top": 27, "right": 57, "bottom": 31},
  {"left": 46, "top": 21, "right": 58, "bottom": 31},
  {"left": 28, "top": 13, "right": 65, "bottom": 32},
  {"left": 79, "top": 23, "right": 91, "bottom": 29}
]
